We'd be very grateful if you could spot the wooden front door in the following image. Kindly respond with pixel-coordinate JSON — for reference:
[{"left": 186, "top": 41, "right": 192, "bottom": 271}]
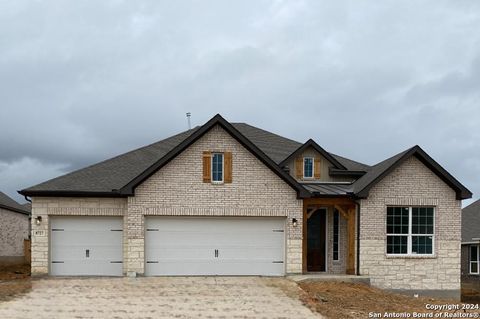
[{"left": 307, "top": 209, "right": 327, "bottom": 272}]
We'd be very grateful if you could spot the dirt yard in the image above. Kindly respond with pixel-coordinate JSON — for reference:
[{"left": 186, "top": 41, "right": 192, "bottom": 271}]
[
  {"left": 298, "top": 280, "right": 480, "bottom": 319},
  {"left": 0, "top": 264, "right": 30, "bottom": 281}
]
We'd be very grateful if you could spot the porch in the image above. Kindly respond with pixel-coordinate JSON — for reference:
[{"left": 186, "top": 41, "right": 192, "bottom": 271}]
[{"left": 302, "top": 197, "right": 357, "bottom": 275}]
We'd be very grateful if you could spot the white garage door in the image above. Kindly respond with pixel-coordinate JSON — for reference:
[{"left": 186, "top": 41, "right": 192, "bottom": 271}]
[
  {"left": 145, "top": 217, "right": 285, "bottom": 276},
  {"left": 50, "top": 216, "right": 123, "bottom": 276}
]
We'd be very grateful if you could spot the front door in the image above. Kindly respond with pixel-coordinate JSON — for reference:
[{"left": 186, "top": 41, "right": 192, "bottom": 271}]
[{"left": 307, "top": 209, "right": 327, "bottom": 272}]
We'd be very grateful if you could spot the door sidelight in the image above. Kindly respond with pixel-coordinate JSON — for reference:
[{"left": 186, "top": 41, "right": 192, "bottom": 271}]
[
  {"left": 214, "top": 249, "right": 219, "bottom": 258},
  {"left": 86, "top": 249, "right": 90, "bottom": 258}
]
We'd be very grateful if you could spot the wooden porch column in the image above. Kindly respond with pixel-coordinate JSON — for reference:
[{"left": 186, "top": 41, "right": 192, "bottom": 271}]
[{"left": 346, "top": 207, "right": 356, "bottom": 275}]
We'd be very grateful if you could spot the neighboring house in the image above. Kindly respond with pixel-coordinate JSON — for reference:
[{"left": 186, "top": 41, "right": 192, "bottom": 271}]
[
  {"left": 0, "top": 192, "right": 30, "bottom": 264},
  {"left": 461, "top": 199, "right": 480, "bottom": 284},
  {"left": 19, "top": 114, "right": 471, "bottom": 299}
]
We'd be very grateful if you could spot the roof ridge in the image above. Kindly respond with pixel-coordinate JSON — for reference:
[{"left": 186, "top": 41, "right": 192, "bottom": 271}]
[{"left": 231, "top": 122, "right": 302, "bottom": 145}]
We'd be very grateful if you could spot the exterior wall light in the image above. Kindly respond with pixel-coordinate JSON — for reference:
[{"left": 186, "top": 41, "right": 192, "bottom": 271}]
[
  {"left": 292, "top": 218, "right": 298, "bottom": 227},
  {"left": 35, "top": 216, "right": 42, "bottom": 225}
]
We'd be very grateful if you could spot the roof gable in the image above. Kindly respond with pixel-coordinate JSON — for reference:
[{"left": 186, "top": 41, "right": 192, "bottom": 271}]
[
  {"left": 279, "top": 139, "right": 347, "bottom": 170},
  {"left": 120, "top": 114, "right": 310, "bottom": 198},
  {"left": 354, "top": 145, "right": 472, "bottom": 200}
]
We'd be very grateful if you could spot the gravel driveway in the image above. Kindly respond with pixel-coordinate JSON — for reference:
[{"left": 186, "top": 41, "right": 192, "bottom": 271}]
[{"left": 0, "top": 277, "right": 321, "bottom": 318}]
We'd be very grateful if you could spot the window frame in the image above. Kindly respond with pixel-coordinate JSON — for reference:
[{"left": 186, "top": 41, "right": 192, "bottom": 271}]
[
  {"left": 470, "top": 245, "right": 480, "bottom": 275},
  {"left": 386, "top": 206, "right": 435, "bottom": 257},
  {"left": 303, "top": 156, "right": 314, "bottom": 179},
  {"left": 211, "top": 152, "right": 224, "bottom": 183}
]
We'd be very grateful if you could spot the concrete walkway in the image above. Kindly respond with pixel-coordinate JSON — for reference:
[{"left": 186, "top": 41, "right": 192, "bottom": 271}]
[{"left": 0, "top": 277, "right": 322, "bottom": 318}]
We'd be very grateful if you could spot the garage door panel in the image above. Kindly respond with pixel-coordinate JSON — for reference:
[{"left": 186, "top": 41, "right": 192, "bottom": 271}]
[
  {"left": 145, "top": 217, "right": 285, "bottom": 276},
  {"left": 50, "top": 217, "right": 123, "bottom": 276},
  {"left": 51, "top": 260, "right": 122, "bottom": 276}
]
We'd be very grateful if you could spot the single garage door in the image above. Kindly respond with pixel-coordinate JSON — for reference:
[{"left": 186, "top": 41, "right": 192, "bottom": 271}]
[
  {"left": 145, "top": 217, "right": 285, "bottom": 276},
  {"left": 50, "top": 216, "right": 123, "bottom": 276}
]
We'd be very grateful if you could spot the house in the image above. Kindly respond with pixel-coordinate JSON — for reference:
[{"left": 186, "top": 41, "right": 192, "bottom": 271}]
[
  {"left": 461, "top": 199, "right": 480, "bottom": 285},
  {"left": 0, "top": 192, "right": 31, "bottom": 264},
  {"left": 19, "top": 114, "right": 471, "bottom": 299}
]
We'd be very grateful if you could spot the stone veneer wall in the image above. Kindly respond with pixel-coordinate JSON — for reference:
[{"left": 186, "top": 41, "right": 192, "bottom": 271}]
[
  {"left": 128, "top": 125, "right": 303, "bottom": 275},
  {"left": 359, "top": 156, "right": 461, "bottom": 296},
  {"left": 0, "top": 208, "right": 29, "bottom": 259},
  {"left": 30, "top": 197, "right": 127, "bottom": 275}
]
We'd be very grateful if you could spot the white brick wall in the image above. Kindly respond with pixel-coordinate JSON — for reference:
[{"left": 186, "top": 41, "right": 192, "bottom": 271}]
[{"left": 359, "top": 156, "right": 461, "bottom": 292}]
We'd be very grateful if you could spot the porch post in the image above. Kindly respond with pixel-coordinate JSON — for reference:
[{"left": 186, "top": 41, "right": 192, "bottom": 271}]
[{"left": 346, "top": 207, "right": 356, "bottom": 275}]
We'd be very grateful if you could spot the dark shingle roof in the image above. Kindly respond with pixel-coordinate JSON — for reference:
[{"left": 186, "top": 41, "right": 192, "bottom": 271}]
[
  {"left": 20, "top": 121, "right": 369, "bottom": 196},
  {"left": 352, "top": 148, "right": 411, "bottom": 195},
  {"left": 232, "top": 123, "right": 302, "bottom": 164},
  {"left": 22, "top": 127, "right": 200, "bottom": 194},
  {"left": 462, "top": 199, "right": 480, "bottom": 243},
  {"left": 0, "top": 192, "right": 30, "bottom": 215},
  {"left": 19, "top": 115, "right": 470, "bottom": 200}
]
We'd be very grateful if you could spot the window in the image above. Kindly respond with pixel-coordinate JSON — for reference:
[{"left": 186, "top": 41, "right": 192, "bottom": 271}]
[
  {"left": 304, "top": 157, "right": 313, "bottom": 178},
  {"left": 333, "top": 210, "right": 340, "bottom": 261},
  {"left": 470, "top": 245, "right": 479, "bottom": 274},
  {"left": 212, "top": 153, "right": 224, "bottom": 182},
  {"left": 386, "top": 206, "right": 434, "bottom": 256}
]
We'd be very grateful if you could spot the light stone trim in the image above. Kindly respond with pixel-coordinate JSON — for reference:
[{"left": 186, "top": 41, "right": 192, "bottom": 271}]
[
  {"left": 139, "top": 206, "right": 293, "bottom": 216},
  {"left": 47, "top": 208, "right": 124, "bottom": 216},
  {"left": 384, "top": 197, "right": 439, "bottom": 206}
]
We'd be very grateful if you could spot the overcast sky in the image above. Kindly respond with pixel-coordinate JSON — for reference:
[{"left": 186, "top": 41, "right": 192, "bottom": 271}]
[{"left": 1, "top": 1, "right": 479, "bottom": 206}]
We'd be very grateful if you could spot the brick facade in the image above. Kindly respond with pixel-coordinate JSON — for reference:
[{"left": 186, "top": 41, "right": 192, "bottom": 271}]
[
  {"left": 128, "top": 125, "right": 303, "bottom": 275},
  {"left": 30, "top": 125, "right": 303, "bottom": 276},
  {"left": 359, "top": 156, "right": 461, "bottom": 297},
  {"left": 0, "top": 208, "right": 29, "bottom": 260}
]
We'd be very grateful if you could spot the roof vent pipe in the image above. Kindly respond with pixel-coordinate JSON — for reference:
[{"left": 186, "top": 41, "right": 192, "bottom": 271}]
[{"left": 186, "top": 112, "right": 191, "bottom": 129}]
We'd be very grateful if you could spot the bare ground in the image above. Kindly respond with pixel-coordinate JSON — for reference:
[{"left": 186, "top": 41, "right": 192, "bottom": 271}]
[{"left": 298, "top": 280, "right": 480, "bottom": 319}]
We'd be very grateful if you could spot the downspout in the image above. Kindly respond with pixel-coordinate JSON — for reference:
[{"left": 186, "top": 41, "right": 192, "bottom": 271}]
[{"left": 356, "top": 201, "right": 361, "bottom": 276}]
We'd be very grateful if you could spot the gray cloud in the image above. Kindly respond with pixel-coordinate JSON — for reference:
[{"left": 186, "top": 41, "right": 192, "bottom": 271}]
[{"left": 0, "top": 1, "right": 479, "bottom": 205}]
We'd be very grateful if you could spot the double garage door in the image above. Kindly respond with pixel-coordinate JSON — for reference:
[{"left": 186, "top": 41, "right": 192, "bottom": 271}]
[{"left": 50, "top": 216, "right": 285, "bottom": 276}]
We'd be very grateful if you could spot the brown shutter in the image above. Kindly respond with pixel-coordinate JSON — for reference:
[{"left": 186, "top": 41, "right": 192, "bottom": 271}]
[
  {"left": 295, "top": 157, "right": 303, "bottom": 178},
  {"left": 202, "top": 151, "right": 211, "bottom": 183},
  {"left": 224, "top": 152, "right": 232, "bottom": 183},
  {"left": 314, "top": 157, "right": 321, "bottom": 179}
]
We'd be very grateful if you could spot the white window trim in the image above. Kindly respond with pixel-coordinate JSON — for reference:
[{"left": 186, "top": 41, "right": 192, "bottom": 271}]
[
  {"left": 303, "top": 156, "right": 314, "bottom": 179},
  {"left": 470, "top": 245, "right": 480, "bottom": 275},
  {"left": 211, "top": 152, "right": 224, "bottom": 183},
  {"left": 386, "top": 206, "right": 435, "bottom": 257}
]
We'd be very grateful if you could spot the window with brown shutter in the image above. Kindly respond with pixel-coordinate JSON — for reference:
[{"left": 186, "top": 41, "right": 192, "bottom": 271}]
[
  {"left": 224, "top": 152, "right": 232, "bottom": 183},
  {"left": 202, "top": 151, "right": 211, "bottom": 183},
  {"left": 295, "top": 157, "right": 303, "bottom": 178},
  {"left": 314, "top": 157, "right": 321, "bottom": 179}
]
